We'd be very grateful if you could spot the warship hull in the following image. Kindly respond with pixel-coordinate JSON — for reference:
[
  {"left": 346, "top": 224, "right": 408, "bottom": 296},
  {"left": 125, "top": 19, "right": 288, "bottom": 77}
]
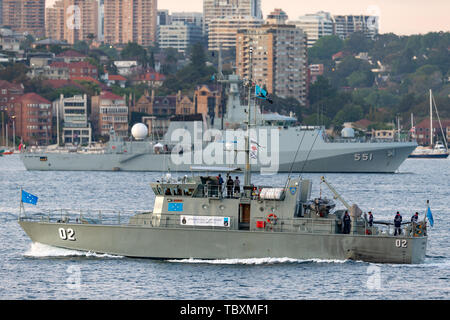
[
  {"left": 19, "top": 220, "right": 427, "bottom": 264},
  {"left": 20, "top": 142, "right": 416, "bottom": 173}
]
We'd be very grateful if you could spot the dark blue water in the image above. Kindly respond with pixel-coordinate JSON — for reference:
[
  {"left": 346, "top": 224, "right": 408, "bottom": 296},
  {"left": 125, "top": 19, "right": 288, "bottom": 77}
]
[{"left": 1, "top": 154, "right": 449, "bottom": 299}]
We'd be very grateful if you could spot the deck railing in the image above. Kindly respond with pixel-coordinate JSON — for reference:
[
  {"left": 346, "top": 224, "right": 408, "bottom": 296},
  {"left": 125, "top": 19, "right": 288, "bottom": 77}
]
[{"left": 19, "top": 209, "right": 425, "bottom": 237}]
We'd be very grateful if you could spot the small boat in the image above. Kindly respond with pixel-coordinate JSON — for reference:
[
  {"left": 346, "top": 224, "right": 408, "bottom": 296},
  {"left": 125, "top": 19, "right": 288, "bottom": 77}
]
[
  {"left": 0, "top": 149, "right": 14, "bottom": 156},
  {"left": 409, "top": 142, "right": 449, "bottom": 158}
]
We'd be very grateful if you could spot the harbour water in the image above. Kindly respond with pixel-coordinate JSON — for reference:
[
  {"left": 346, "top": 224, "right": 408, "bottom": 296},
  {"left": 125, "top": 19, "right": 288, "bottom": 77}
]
[{"left": 0, "top": 154, "right": 449, "bottom": 300}]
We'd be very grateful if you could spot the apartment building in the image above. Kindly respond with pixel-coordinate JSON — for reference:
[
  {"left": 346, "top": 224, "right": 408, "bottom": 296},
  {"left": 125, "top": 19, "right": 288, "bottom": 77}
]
[
  {"left": 236, "top": 22, "right": 308, "bottom": 105},
  {"left": 10, "top": 93, "right": 52, "bottom": 145},
  {"left": 289, "top": 11, "right": 334, "bottom": 47},
  {"left": 91, "top": 91, "right": 128, "bottom": 137},
  {"left": 208, "top": 16, "right": 263, "bottom": 51},
  {"left": 104, "top": 0, "right": 157, "bottom": 46},
  {"left": 54, "top": 94, "right": 92, "bottom": 145},
  {"left": 289, "top": 12, "right": 379, "bottom": 47},
  {"left": 203, "top": 0, "right": 262, "bottom": 36},
  {"left": 2, "top": 0, "right": 45, "bottom": 37},
  {"left": 45, "top": 0, "right": 99, "bottom": 44},
  {"left": 333, "top": 15, "right": 379, "bottom": 40},
  {"left": 158, "top": 21, "right": 203, "bottom": 53}
]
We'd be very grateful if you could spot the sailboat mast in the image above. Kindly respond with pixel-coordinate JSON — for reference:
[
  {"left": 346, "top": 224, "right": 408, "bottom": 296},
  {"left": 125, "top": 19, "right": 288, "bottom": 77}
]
[{"left": 430, "top": 89, "right": 433, "bottom": 146}]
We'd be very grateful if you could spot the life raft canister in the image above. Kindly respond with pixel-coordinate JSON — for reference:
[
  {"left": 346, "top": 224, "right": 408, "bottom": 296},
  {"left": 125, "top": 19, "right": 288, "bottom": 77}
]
[{"left": 266, "top": 213, "right": 278, "bottom": 225}]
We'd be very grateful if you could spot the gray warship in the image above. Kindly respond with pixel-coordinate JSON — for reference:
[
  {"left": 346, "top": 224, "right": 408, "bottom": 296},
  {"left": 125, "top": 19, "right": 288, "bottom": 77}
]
[
  {"left": 18, "top": 71, "right": 428, "bottom": 264},
  {"left": 20, "top": 74, "right": 417, "bottom": 173}
]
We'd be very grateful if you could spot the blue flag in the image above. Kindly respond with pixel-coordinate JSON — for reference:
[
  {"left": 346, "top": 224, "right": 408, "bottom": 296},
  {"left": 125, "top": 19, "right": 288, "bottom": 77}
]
[
  {"left": 255, "top": 85, "right": 273, "bottom": 103},
  {"left": 22, "top": 190, "right": 38, "bottom": 205},
  {"left": 255, "top": 85, "right": 267, "bottom": 99},
  {"left": 426, "top": 206, "right": 434, "bottom": 227}
]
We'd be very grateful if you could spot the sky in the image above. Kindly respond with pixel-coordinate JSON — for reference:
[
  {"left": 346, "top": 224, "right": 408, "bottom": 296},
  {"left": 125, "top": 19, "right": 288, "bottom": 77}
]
[{"left": 45, "top": 0, "right": 450, "bottom": 35}]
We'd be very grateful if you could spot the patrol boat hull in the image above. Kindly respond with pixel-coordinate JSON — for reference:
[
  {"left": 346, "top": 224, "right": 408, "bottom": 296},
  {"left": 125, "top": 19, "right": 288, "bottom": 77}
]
[{"left": 18, "top": 220, "right": 427, "bottom": 264}]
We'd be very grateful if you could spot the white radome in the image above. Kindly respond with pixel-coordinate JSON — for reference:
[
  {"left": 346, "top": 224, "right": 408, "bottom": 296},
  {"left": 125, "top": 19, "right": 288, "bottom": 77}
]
[
  {"left": 131, "top": 123, "right": 148, "bottom": 140},
  {"left": 341, "top": 127, "right": 355, "bottom": 138}
]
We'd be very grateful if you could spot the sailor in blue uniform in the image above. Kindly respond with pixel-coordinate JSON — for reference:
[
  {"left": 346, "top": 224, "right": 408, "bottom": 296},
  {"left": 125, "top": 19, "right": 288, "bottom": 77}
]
[
  {"left": 343, "top": 211, "right": 351, "bottom": 234},
  {"left": 368, "top": 211, "right": 374, "bottom": 227},
  {"left": 394, "top": 212, "right": 402, "bottom": 236}
]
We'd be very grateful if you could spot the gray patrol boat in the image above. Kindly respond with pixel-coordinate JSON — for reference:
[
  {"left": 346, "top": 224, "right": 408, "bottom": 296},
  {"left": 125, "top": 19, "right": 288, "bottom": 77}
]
[
  {"left": 20, "top": 74, "right": 417, "bottom": 173},
  {"left": 18, "top": 73, "right": 428, "bottom": 264}
]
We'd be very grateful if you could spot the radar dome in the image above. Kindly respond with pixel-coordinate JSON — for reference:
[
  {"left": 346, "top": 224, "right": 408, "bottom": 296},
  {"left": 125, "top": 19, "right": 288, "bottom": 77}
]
[
  {"left": 341, "top": 127, "right": 355, "bottom": 138},
  {"left": 131, "top": 123, "right": 148, "bottom": 140}
]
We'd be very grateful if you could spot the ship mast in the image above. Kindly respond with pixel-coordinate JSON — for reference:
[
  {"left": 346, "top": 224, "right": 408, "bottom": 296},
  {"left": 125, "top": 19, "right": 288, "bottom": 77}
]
[{"left": 244, "top": 46, "right": 253, "bottom": 187}]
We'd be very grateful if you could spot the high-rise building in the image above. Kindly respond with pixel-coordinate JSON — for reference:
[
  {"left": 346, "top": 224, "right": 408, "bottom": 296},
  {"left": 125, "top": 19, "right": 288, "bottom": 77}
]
[
  {"left": 203, "top": 0, "right": 262, "bottom": 36},
  {"left": 46, "top": 0, "right": 99, "bottom": 44},
  {"left": 236, "top": 21, "right": 308, "bottom": 105},
  {"left": 104, "top": 0, "right": 157, "bottom": 46},
  {"left": 289, "top": 11, "right": 334, "bottom": 47},
  {"left": 2, "top": 0, "right": 45, "bottom": 37},
  {"left": 332, "top": 15, "right": 378, "bottom": 40},
  {"left": 208, "top": 16, "right": 263, "bottom": 51},
  {"left": 157, "top": 9, "right": 170, "bottom": 26},
  {"left": 158, "top": 21, "right": 203, "bottom": 53},
  {"left": 171, "top": 12, "right": 203, "bottom": 28},
  {"left": 266, "top": 8, "right": 288, "bottom": 25}
]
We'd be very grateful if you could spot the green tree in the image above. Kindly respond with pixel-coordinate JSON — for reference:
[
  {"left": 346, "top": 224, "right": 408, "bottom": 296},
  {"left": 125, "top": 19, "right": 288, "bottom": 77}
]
[
  {"left": 344, "top": 32, "right": 371, "bottom": 54},
  {"left": 308, "top": 76, "right": 336, "bottom": 105},
  {"left": 308, "top": 35, "right": 344, "bottom": 62},
  {"left": 73, "top": 41, "right": 89, "bottom": 54},
  {"left": 189, "top": 42, "right": 206, "bottom": 67},
  {"left": 121, "top": 42, "right": 148, "bottom": 66},
  {"left": 332, "top": 104, "right": 364, "bottom": 125}
]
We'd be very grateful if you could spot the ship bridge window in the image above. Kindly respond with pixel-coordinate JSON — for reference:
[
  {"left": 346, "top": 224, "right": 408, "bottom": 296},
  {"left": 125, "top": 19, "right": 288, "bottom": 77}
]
[
  {"left": 152, "top": 186, "right": 163, "bottom": 195},
  {"left": 184, "top": 188, "right": 194, "bottom": 196},
  {"left": 173, "top": 187, "right": 183, "bottom": 196}
]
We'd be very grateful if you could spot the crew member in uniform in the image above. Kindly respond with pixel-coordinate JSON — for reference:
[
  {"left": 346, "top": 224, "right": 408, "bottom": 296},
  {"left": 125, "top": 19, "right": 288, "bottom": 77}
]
[
  {"left": 368, "top": 211, "right": 374, "bottom": 227},
  {"left": 394, "top": 212, "right": 403, "bottom": 236},
  {"left": 367, "top": 211, "right": 374, "bottom": 235},
  {"left": 411, "top": 212, "right": 419, "bottom": 224},
  {"left": 226, "top": 175, "right": 234, "bottom": 198},
  {"left": 234, "top": 176, "right": 241, "bottom": 196},
  {"left": 410, "top": 212, "right": 420, "bottom": 236},
  {"left": 343, "top": 211, "right": 351, "bottom": 234}
]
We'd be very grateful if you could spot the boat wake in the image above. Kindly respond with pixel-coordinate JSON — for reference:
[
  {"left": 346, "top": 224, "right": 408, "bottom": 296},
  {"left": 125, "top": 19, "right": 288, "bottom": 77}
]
[
  {"left": 167, "top": 257, "right": 354, "bottom": 265},
  {"left": 23, "top": 242, "right": 123, "bottom": 259}
]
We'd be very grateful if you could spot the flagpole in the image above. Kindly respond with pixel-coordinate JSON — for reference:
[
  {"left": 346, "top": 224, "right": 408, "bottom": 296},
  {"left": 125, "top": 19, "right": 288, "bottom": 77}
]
[
  {"left": 19, "top": 187, "right": 23, "bottom": 219},
  {"left": 423, "top": 200, "right": 429, "bottom": 224}
]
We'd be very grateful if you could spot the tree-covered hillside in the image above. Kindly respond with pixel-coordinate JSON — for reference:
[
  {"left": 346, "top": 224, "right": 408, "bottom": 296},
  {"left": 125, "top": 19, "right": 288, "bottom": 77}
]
[{"left": 306, "top": 32, "right": 450, "bottom": 129}]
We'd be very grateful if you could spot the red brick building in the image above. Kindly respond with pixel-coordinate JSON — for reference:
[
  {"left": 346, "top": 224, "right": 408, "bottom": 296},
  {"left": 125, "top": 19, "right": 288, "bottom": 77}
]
[
  {"left": 1, "top": 80, "right": 25, "bottom": 145},
  {"left": 414, "top": 118, "right": 450, "bottom": 146},
  {"left": 0, "top": 80, "right": 24, "bottom": 111},
  {"left": 91, "top": 91, "right": 129, "bottom": 137},
  {"left": 49, "top": 61, "right": 99, "bottom": 80},
  {"left": 10, "top": 93, "right": 52, "bottom": 146}
]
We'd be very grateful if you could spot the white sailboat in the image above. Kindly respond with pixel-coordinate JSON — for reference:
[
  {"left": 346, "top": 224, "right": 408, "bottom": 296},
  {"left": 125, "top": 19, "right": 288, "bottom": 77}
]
[{"left": 409, "top": 89, "right": 449, "bottom": 158}]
